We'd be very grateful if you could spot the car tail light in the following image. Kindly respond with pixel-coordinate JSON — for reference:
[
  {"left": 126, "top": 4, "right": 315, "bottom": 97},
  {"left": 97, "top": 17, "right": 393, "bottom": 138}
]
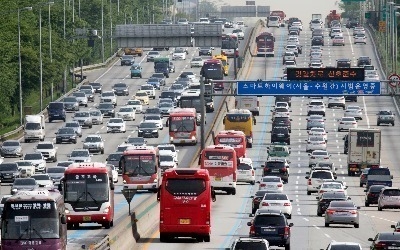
[
  {"left": 368, "top": 193, "right": 375, "bottom": 197},
  {"left": 340, "top": 122, "right": 344, "bottom": 124},
  {"left": 251, "top": 169, "right": 255, "bottom": 176},
  {"left": 281, "top": 167, "right": 287, "bottom": 172},
  {"left": 324, "top": 157, "right": 329, "bottom": 159},
  {"left": 277, "top": 183, "right": 283, "bottom": 187},
  {"left": 349, "top": 210, "right": 357, "bottom": 214},
  {"left": 352, "top": 122, "right": 357, "bottom": 124},
  {"left": 249, "top": 225, "right": 255, "bottom": 235},
  {"left": 261, "top": 202, "right": 270, "bottom": 206},
  {"left": 283, "top": 202, "right": 291, "bottom": 206},
  {"left": 375, "top": 242, "right": 386, "bottom": 248},
  {"left": 260, "top": 183, "right": 266, "bottom": 187},
  {"left": 326, "top": 209, "right": 335, "bottom": 215},
  {"left": 284, "top": 226, "right": 290, "bottom": 236},
  {"left": 308, "top": 179, "right": 312, "bottom": 185}
]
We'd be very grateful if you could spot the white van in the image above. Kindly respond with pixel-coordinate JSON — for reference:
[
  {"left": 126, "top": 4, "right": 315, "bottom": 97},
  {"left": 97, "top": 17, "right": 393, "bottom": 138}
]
[
  {"left": 267, "top": 16, "right": 281, "bottom": 28},
  {"left": 235, "top": 96, "right": 260, "bottom": 116}
]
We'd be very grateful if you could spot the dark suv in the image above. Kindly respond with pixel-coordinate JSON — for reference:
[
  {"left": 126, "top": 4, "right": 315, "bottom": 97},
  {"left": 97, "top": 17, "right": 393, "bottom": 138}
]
[
  {"left": 271, "top": 126, "right": 290, "bottom": 145},
  {"left": 357, "top": 56, "right": 371, "bottom": 67},
  {"left": 247, "top": 209, "right": 293, "bottom": 249},
  {"left": 0, "top": 163, "right": 19, "bottom": 182},
  {"left": 261, "top": 159, "right": 289, "bottom": 183},
  {"left": 317, "top": 192, "right": 348, "bottom": 216},
  {"left": 365, "top": 185, "right": 385, "bottom": 207},
  {"left": 228, "top": 237, "right": 269, "bottom": 250},
  {"left": 336, "top": 59, "right": 351, "bottom": 68},
  {"left": 311, "top": 36, "right": 324, "bottom": 46},
  {"left": 272, "top": 117, "right": 292, "bottom": 133}
]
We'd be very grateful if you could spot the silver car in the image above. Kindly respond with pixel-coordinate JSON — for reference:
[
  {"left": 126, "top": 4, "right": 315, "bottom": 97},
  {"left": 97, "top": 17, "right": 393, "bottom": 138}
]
[
  {"left": 68, "top": 149, "right": 92, "bottom": 163},
  {"left": 83, "top": 134, "right": 105, "bottom": 154},
  {"left": 65, "top": 121, "right": 82, "bottom": 137},
  {"left": 63, "top": 96, "right": 79, "bottom": 112},
  {"left": 158, "top": 102, "right": 174, "bottom": 116},
  {"left": 90, "top": 110, "right": 104, "bottom": 125},
  {"left": 306, "top": 115, "right": 326, "bottom": 130},
  {"left": 72, "top": 91, "right": 88, "bottom": 107},
  {"left": 80, "top": 89, "right": 95, "bottom": 102},
  {"left": 378, "top": 187, "right": 400, "bottom": 211},
  {"left": 325, "top": 200, "right": 360, "bottom": 228},
  {"left": 1, "top": 140, "right": 23, "bottom": 157},
  {"left": 73, "top": 111, "right": 93, "bottom": 128},
  {"left": 46, "top": 167, "right": 66, "bottom": 184}
]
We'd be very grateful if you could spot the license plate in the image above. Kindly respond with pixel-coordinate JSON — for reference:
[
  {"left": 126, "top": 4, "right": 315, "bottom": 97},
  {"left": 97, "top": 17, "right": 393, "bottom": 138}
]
[
  {"left": 179, "top": 219, "right": 191, "bottom": 224},
  {"left": 245, "top": 104, "right": 250, "bottom": 107},
  {"left": 271, "top": 169, "right": 280, "bottom": 172},
  {"left": 215, "top": 177, "right": 222, "bottom": 181},
  {"left": 268, "top": 185, "right": 275, "bottom": 188},
  {"left": 180, "top": 140, "right": 185, "bottom": 143},
  {"left": 83, "top": 216, "right": 91, "bottom": 222},
  {"left": 262, "top": 228, "right": 276, "bottom": 232},
  {"left": 388, "top": 247, "right": 400, "bottom": 249},
  {"left": 335, "top": 212, "right": 348, "bottom": 215},
  {"left": 137, "top": 185, "right": 143, "bottom": 189}
]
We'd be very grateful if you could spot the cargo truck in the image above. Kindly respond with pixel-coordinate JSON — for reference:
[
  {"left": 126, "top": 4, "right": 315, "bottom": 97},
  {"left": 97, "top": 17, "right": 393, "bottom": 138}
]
[
  {"left": 154, "top": 57, "right": 170, "bottom": 78},
  {"left": 24, "top": 115, "right": 46, "bottom": 143},
  {"left": 347, "top": 128, "right": 381, "bottom": 176}
]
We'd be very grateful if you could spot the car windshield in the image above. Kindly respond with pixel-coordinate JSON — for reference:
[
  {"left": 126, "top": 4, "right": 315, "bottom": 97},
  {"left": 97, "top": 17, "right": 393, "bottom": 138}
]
[
  {"left": 159, "top": 103, "right": 172, "bottom": 108},
  {"left": 119, "top": 107, "right": 133, "bottom": 112},
  {"left": 46, "top": 168, "right": 65, "bottom": 173},
  {"left": 342, "top": 117, "right": 355, "bottom": 121},
  {"left": 65, "top": 122, "right": 79, "bottom": 128},
  {"left": 140, "top": 122, "right": 157, "bottom": 129},
  {"left": 145, "top": 116, "right": 160, "bottom": 121},
  {"left": 254, "top": 215, "right": 285, "bottom": 226},
  {"left": 322, "top": 183, "right": 342, "bottom": 189},
  {"left": 37, "top": 143, "right": 53, "bottom": 149},
  {"left": 330, "top": 201, "right": 355, "bottom": 208},
  {"left": 192, "top": 58, "right": 202, "bottom": 61},
  {"left": 127, "top": 100, "right": 141, "bottom": 105},
  {"left": 379, "top": 233, "right": 400, "bottom": 240},
  {"left": 114, "top": 83, "right": 126, "bottom": 88},
  {"left": 311, "top": 171, "right": 332, "bottom": 179},
  {"left": 141, "top": 86, "right": 153, "bottom": 90},
  {"left": 32, "top": 175, "right": 50, "bottom": 180},
  {"left": 98, "top": 104, "right": 113, "bottom": 109},
  {"left": 160, "top": 155, "right": 174, "bottom": 162},
  {"left": 0, "top": 164, "right": 17, "bottom": 171},
  {"left": 383, "top": 189, "right": 400, "bottom": 196},
  {"left": 3, "top": 141, "right": 19, "bottom": 147},
  {"left": 108, "top": 153, "right": 122, "bottom": 161},
  {"left": 73, "top": 92, "right": 85, "bottom": 97},
  {"left": 75, "top": 112, "right": 89, "bottom": 117},
  {"left": 71, "top": 151, "right": 89, "bottom": 157},
  {"left": 64, "top": 97, "right": 76, "bottom": 103},
  {"left": 57, "top": 128, "right": 74, "bottom": 134},
  {"left": 310, "top": 137, "right": 324, "bottom": 142},
  {"left": 109, "top": 118, "right": 123, "bottom": 123},
  {"left": 379, "top": 111, "right": 392, "bottom": 115},
  {"left": 24, "top": 154, "right": 42, "bottom": 160},
  {"left": 148, "top": 51, "right": 158, "bottom": 55},
  {"left": 175, "top": 49, "right": 184, "bottom": 53},
  {"left": 102, "top": 92, "right": 114, "bottom": 97},
  {"left": 127, "top": 138, "right": 145, "bottom": 144},
  {"left": 321, "top": 192, "right": 346, "bottom": 199},
  {"left": 262, "top": 177, "right": 281, "bottom": 183},
  {"left": 14, "top": 179, "right": 36, "bottom": 185},
  {"left": 158, "top": 146, "right": 175, "bottom": 152},
  {"left": 85, "top": 136, "right": 101, "bottom": 142},
  {"left": 313, "top": 151, "right": 328, "bottom": 156},
  {"left": 136, "top": 92, "right": 147, "bottom": 97},
  {"left": 90, "top": 111, "right": 101, "bottom": 116},
  {"left": 122, "top": 56, "right": 133, "bottom": 60}
]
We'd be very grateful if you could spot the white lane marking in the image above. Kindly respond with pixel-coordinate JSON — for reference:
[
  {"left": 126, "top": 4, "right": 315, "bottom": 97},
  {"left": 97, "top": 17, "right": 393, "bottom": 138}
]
[
  {"left": 324, "top": 234, "right": 331, "bottom": 238},
  {"left": 362, "top": 96, "right": 371, "bottom": 128},
  {"left": 313, "top": 225, "right": 320, "bottom": 230},
  {"left": 303, "top": 218, "right": 309, "bottom": 222}
]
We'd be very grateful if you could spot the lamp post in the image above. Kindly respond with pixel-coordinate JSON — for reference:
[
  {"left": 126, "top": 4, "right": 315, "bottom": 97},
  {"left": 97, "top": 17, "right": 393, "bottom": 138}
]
[
  {"left": 39, "top": 2, "right": 54, "bottom": 111},
  {"left": 18, "top": 6, "right": 33, "bottom": 126},
  {"left": 395, "top": 9, "right": 400, "bottom": 74},
  {"left": 101, "top": 0, "right": 105, "bottom": 63}
]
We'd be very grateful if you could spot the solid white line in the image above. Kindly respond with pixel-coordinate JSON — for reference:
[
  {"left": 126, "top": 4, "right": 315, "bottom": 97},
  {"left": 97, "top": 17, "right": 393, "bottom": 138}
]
[
  {"left": 362, "top": 97, "right": 371, "bottom": 128},
  {"left": 313, "top": 225, "right": 320, "bottom": 230},
  {"left": 324, "top": 234, "right": 331, "bottom": 238},
  {"left": 303, "top": 218, "right": 309, "bottom": 222}
]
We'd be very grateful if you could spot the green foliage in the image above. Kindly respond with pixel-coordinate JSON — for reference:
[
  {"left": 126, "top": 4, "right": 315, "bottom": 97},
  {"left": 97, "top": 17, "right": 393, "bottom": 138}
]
[{"left": 0, "top": 0, "right": 164, "bottom": 133}]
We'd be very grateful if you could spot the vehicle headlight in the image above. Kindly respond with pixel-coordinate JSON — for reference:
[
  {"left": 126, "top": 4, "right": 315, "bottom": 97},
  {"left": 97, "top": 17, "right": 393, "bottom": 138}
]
[
  {"left": 65, "top": 208, "right": 70, "bottom": 214},
  {"left": 12, "top": 188, "right": 17, "bottom": 193},
  {"left": 191, "top": 136, "right": 196, "bottom": 140},
  {"left": 103, "top": 207, "right": 110, "bottom": 213},
  {"left": 138, "top": 130, "right": 143, "bottom": 133},
  {"left": 152, "top": 130, "right": 158, "bottom": 133},
  {"left": 153, "top": 178, "right": 158, "bottom": 183}
]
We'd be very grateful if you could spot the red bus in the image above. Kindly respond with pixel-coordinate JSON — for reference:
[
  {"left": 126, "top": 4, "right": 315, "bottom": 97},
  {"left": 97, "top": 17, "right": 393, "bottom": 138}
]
[
  {"left": 166, "top": 108, "right": 198, "bottom": 145},
  {"left": 1, "top": 189, "right": 67, "bottom": 250},
  {"left": 120, "top": 145, "right": 160, "bottom": 192},
  {"left": 157, "top": 168, "right": 216, "bottom": 242},
  {"left": 256, "top": 32, "right": 275, "bottom": 57},
  {"left": 221, "top": 34, "right": 239, "bottom": 58},
  {"left": 200, "top": 59, "right": 224, "bottom": 91},
  {"left": 61, "top": 162, "right": 114, "bottom": 229},
  {"left": 200, "top": 145, "right": 237, "bottom": 195},
  {"left": 214, "top": 130, "right": 247, "bottom": 158}
]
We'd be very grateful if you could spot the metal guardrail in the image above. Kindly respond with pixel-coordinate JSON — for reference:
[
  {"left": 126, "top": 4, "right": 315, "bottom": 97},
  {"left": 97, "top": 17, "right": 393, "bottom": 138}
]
[
  {"left": 0, "top": 50, "right": 123, "bottom": 142},
  {"left": 89, "top": 235, "right": 111, "bottom": 250}
]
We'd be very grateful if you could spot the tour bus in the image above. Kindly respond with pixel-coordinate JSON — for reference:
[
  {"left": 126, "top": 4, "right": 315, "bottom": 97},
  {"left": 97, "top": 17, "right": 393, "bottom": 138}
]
[
  {"left": 200, "top": 59, "right": 225, "bottom": 91},
  {"left": 221, "top": 34, "right": 239, "bottom": 58},
  {"left": 212, "top": 54, "right": 229, "bottom": 76},
  {"left": 166, "top": 108, "right": 198, "bottom": 145},
  {"left": 255, "top": 32, "right": 275, "bottom": 57},
  {"left": 120, "top": 146, "right": 160, "bottom": 192},
  {"left": 157, "top": 168, "right": 216, "bottom": 242},
  {"left": 1, "top": 189, "right": 67, "bottom": 250},
  {"left": 214, "top": 130, "right": 247, "bottom": 158},
  {"left": 199, "top": 145, "right": 238, "bottom": 195},
  {"left": 184, "top": 84, "right": 215, "bottom": 113},
  {"left": 60, "top": 162, "right": 114, "bottom": 229},
  {"left": 223, "top": 109, "right": 256, "bottom": 148},
  {"left": 178, "top": 90, "right": 210, "bottom": 124}
]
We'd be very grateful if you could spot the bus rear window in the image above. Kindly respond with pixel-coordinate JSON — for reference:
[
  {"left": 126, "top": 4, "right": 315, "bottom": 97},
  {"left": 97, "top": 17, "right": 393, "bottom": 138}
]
[
  {"left": 226, "top": 114, "right": 251, "bottom": 122},
  {"left": 165, "top": 179, "right": 206, "bottom": 196}
]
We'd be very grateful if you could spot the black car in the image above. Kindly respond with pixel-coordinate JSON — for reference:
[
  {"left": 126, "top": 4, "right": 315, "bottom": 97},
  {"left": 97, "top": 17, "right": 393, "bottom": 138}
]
[
  {"left": 137, "top": 122, "right": 159, "bottom": 138},
  {"left": 247, "top": 210, "right": 293, "bottom": 249},
  {"left": 357, "top": 56, "right": 371, "bottom": 67},
  {"left": 346, "top": 20, "right": 360, "bottom": 28},
  {"left": 365, "top": 185, "right": 385, "bottom": 207},
  {"left": 336, "top": 58, "right": 351, "bottom": 68},
  {"left": 106, "top": 152, "right": 123, "bottom": 174},
  {"left": 369, "top": 232, "right": 400, "bottom": 249},
  {"left": 88, "top": 82, "right": 103, "bottom": 94},
  {"left": 343, "top": 134, "right": 348, "bottom": 154},
  {"left": 345, "top": 95, "right": 358, "bottom": 102},
  {"left": 270, "top": 126, "right": 290, "bottom": 145},
  {"left": 55, "top": 127, "right": 78, "bottom": 144},
  {"left": 112, "top": 82, "right": 129, "bottom": 96},
  {"left": 272, "top": 117, "right": 292, "bottom": 133},
  {"left": 317, "top": 192, "right": 348, "bottom": 216},
  {"left": 0, "top": 163, "right": 19, "bottom": 182},
  {"left": 261, "top": 159, "right": 289, "bottom": 183},
  {"left": 275, "top": 96, "right": 291, "bottom": 107},
  {"left": 120, "top": 55, "right": 135, "bottom": 66},
  {"left": 199, "top": 47, "right": 213, "bottom": 56},
  {"left": 97, "top": 103, "right": 115, "bottom": 117},
  {"left": 160, "top": 91, "right": 179, "bottom": 104},
  {"left": 311, "top": 36, "right": 324, "bottom": 46},
  {"left": 251, "top": 190, "right": 276, "bottom": 214}
]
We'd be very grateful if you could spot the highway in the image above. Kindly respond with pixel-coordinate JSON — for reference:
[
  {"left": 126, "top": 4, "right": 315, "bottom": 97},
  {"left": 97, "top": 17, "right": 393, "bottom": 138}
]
[
  {"left": 136, "top": 8, "right": 400, "bottom": 250},
  {"left": 0, "top": 21, "right": 254, "bottom": 249}
]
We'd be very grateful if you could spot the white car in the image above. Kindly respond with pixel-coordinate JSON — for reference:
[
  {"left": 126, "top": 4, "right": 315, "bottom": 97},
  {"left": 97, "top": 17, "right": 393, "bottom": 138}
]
[
  {"left": 35, "top": 141, "right": 58, "bottom": 162},
  {"left": 354, "top": 33, "right": 367, "bottom": 44},
  {"left": 258, "top": 176, "right": 284, "bottom": 192},
  {"left": 306, "top": 169, "right": 335, "bottom": 195},
  {"left": 89, "top": 110, "right": 104, "bottom": 125},
  {"left": 287, "top": 36, "right": 300, "bottom": 45},
  {"left": 159, "top": 151, "right": 177, "bottom": 173},
  {"left": 284, "top": 60, "right": 297, "bottom": 68},
  {"left": 100, "top": 91, "right": 117, "bottom": 106},
  {"left": 106, "top": 118, "right": 127, "bottom": 133},
  {"left": 109, "top": 165, "right": 118, "bottom": 183},
  {"left": 32, "top": 174, "right": 54, "bottom": 188},
  {"left": 143, "top": 115, "right": 163, "bottom": 130},
  {"left": 275, "top": 102, "right": 290, "bottom": 109},
  {"left": 317, "top": 181, "right": 348, "bottom": 199},
  {"left": 310, "top": 62, "right": 323, "bottom": 68},
  {"left": 308, "top": 150, "right": 331, "bottom": 167},
  {"left": 157, "top": 144, "right": 179, "bottom": 162},
  {"left": 291, "top": 21, "right": 303, "bottom": 30},
  {"left": 310, "top": 46, "right": 323, "bottom": 54},
  {"left": 308, "top": 127, "right": 328, "bottom": 142},
  {"left": 330, "top": 28, "right": 343, "bottom": 38},
  {"left": 140, "top": 84, "right": 156, "bottom": 99},
  {"left": 306, "top": 136, "right": 327, "bottom": 152},
  {"left": 272, "top": 107, "right": 291, "bottom": 118},
  {"left": 344, "top": 105, "right": 363, "bottom": 120},
  {"left": 365, "top": 71, "right": 380, "bottom": 81},
  {"left": 285, "top": 44, "right": 299, "bottom": 55},
  {"left": 307, "top": 100, "right": 326, "bottom": 116},
  {"left": 117, "top": 106, "right": 136, "bottom": 121},
  {"left": 82, "top": 134, "right": 105, "bottom": 154},
  {"left": 23, "top": 153, "right": 46, "bottom": 173},
  {"left": 232, "top": 29, "right": 245, "bottom": 39},
  {"left": 259, "top": 193, "right": 293, "bottom": 219},
  {"left": 327, "top": 96, "right": 345, "bottom": 109},
  {"left": 338, "top": 117, "right": 358, "bottom": 131},
  {"left": 310, "top": 51, "right": 322, "bottom": 60},
  {"left": 190, "top": 57, "right": 204, "bottom": 68},
  {"left": 237, "top": 158, "right": 255, "bottom": 185},
  {"left": 146, "top": 51, "right": 161, "bottom": 62},
  {"left": 172, "top": 48, "right": 186, "bottom": 60},
  {"left": 126, "top": 99, "right": 143, "bottom": 113}
]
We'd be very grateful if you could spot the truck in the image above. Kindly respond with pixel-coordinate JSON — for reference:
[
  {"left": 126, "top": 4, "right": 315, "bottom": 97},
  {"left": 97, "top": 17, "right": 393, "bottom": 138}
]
[
  {"left": 154, "top": 57, "right": 170, "bottom": 78},
  {"left": 347, "top": 128, "right": 381, "bottom": 176},
  {"left": 270, "top": 10, "right": 286, "bottom": 24},
  {"left": 24, "top": 115, "right": 46, "bottom": 143},
  {"left": 366, "top": 167, "right": 393, "bottom": 189},
  {"left": 124, "top": 47, "right": 143, "bottom": 56},
  {"left": 326, "top": 10, "right": 341, "bottom": 28}
]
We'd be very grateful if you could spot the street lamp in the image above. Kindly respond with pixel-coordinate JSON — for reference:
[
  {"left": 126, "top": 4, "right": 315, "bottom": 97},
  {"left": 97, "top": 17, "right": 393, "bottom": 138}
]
[
  {"left": 39, "top": 2, "right": 54, "bottom": 111},
  {"left": 18, "top": 6, "right": 33, "bottom": 126}
]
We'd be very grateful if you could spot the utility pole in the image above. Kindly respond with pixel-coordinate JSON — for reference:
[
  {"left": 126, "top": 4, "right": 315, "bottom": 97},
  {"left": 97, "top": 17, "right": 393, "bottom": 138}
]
[{"left": 200, "top": 77, "right": 206, "bottom": 151}]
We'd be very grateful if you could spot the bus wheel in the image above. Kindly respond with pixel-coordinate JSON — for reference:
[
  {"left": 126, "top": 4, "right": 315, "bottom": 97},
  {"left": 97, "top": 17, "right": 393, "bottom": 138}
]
[
  {"left": 204, "top": 235, "right": 210, "bottom": 242},
  {"left": 67, "top": 223, "right": 73, "bottom": 230},
  {"left": 152, "top": 189, "right": 158, "bottom": 193},
  {"left": 196, "top": 236, "right": 203, "bottom": 242},
  {"left": 104, "top": 222, "right": 111, "bottom": 229},
  {"left": 231, "top": 189, "right": 236, "bottom": 195},
  {"left": 110, "top": 220, "right": 114, "bottom": 227},
  {"left": 160, "top": 233, "right": 168, "bottom": 242},
  {"left": 74, "top": 223, "right": 79, "bottom": 229}
]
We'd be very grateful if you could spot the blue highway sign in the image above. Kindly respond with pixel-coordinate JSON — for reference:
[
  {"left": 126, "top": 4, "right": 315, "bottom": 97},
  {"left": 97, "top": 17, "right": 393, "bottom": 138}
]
[{"left": 236, "top": 81, "right": 381, "bottom": 96}]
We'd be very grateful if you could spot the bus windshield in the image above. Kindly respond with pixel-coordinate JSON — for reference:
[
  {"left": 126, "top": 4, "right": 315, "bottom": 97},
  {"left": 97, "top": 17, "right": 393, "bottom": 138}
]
[
  {"left": 2, "top": 201, "right": 59, "bottom": 240},
  {"left": 64, "top": 173, "right": 109, "bottom": 204},
  {"left": 225, "top": 114, "right": 251, "bottom": 122},
  {"left": 170, "top": 116, "right": 195, "bottom": 132},
  {"left": 124, "top": 155, "right": 156, "bottom": 176},
  {"left": 165, "top": 179, "right": 206, "bottom": 196}
]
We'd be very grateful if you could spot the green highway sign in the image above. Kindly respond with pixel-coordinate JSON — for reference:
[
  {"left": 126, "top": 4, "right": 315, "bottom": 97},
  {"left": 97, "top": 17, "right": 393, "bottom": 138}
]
[{"left": 365, "top": 12, "right": 371, "bottom": 18}]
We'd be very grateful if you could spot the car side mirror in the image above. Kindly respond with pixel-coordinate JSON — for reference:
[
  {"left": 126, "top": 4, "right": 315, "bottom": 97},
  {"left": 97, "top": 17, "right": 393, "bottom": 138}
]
[
  {"left": 289, "top": 223, "right": 294, "bottom": 227},
  {"left": 316, "top": 197, "right": 319, "bottom": 200},
  {"left": 392, "top": 225, "right": 396, "bottom": 228},
  {"left": 305, "top": 176, "right": 309, "bottom": 179},
  {"left": 306, "top": 172, "right": 310, "bottom": 175},
  {"left": 364, "top": 189, "right": 368, "bottom": 192},
  {"left": 247, "top": 221, "right": 252, "bottom": 226}
]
